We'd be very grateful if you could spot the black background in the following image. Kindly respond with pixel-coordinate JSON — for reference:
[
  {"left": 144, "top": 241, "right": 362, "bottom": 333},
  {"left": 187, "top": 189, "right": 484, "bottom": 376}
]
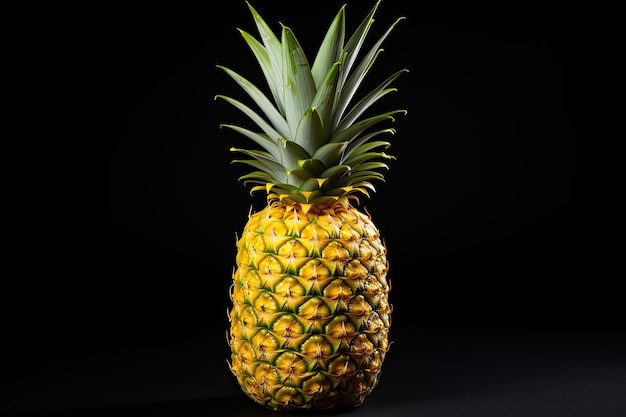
[{"left": 12, "top": 1, "right": 624, "bottom": 415}]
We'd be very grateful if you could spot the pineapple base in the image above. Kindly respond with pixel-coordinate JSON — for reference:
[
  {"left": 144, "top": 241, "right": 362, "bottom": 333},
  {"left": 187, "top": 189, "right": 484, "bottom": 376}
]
[{"left": 228, "top": 197, "right": 392, "bottom": 411}]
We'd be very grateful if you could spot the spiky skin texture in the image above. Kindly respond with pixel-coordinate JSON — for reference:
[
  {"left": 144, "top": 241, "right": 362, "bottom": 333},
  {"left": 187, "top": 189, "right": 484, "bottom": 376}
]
[{"left": 228, "top": 197, "right": 391, "bottom": 411}]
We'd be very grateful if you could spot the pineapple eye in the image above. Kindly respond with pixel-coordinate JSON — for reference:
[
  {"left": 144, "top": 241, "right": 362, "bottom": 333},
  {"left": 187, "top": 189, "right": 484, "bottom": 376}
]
[
  {"left": 299, "top": 259, "right": 331, "bottom": 280},
  {"left": 300, "top": 334, "right": 334, "bottom": 359},
  {"left": 237, "top": 341, "right": 256, "bottom": 365},
  {"left": 350, "top": 334, "right": 375, "bottom": 356},
  {"left": 321, "top": 241, "right": 350, "bottom": 261},
  {"left": 298, "top": 259, "right": 332, "bottom": 294},
  {"left": 254, "top": 291, "right": 279, "bottom": 313},
  {"left": 325, "top": 315, "right": 357, "bottom": 339},
  {"left": 272, "top": 313, "right": 305, "bottom": 338},
  {"left": 240, "top": 306, "right": 258, "bottom": 330},
  {"left": 256, "top": 254, "right": 283, "bottom": 275},
  {"left": 326, "top": 353, "right": 356, "bottom": 377},
  {"left": 323, "top": 279, "right": 354, "bottom": 301},
  {"left": 274, "top": 386, "right": 306, "bottom": 407},
  {"left": 315, "top": 214, "right": 341, "bottom": 238},
  {"left": 346, "top": 295, "right": 372, "bottom": 316},
  {"left": 277, "top": 238, "right": 308, "bottom": 258},
  {"left": 300, "top": 372, "right": 332, "bottom": 395},
  {"left": 339, "top": 222, "right": 361, "bottom": 240},
  {"left": 357, "top": 240, "right": 376, "bottom": 260},
  {"left": 275, "top": 351, "right": 308, "bottom": 375},
  {"left": 254, "top": 362, "right": 282, "bottom": 387},
  {"left": 298, "top": 223, "right": 327, "bottom": 258},
  {"left": 344, "top": 259, "right": 369, "bottom": 279},
  {"left": 298, "top": 297, "right": 331, "bottom": 320},
  {"left": 274, "top": 276, "right": 306, "bottom": 298}
]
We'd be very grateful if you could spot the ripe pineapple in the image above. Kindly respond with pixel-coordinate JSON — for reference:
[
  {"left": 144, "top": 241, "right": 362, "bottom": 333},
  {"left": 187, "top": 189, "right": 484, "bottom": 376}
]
[{"left": 216, "top": 1, "right": 407, "bottom": 411}]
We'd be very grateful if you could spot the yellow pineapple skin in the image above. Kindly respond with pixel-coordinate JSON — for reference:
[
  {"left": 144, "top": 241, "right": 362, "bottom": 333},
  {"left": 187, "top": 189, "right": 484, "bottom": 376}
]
[{"left": 228, "top": 197, "right": 392, "bottom": 411}]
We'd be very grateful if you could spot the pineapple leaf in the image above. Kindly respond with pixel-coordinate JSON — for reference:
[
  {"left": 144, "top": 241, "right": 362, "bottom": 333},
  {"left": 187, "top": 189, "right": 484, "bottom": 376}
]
[
  {"left": 239, "top": 171, "right": 274, "bottom": 184},
  {"left": 349, "top": 161, "right": 390, "bottom": 173},
  {"left": 342, "top": 128, "right": 395, "bottom": 162},
  {"left": 285, "top": 169, "right": 315, "bottom": 184},
  {"left": 232, "top": 158, "right": 286, "bottom": 183},
  {"left": 311, "top": 141, "right": 349, "bottom": 168},
  {"left": 310, "top": 5, "right": 346, "bottom": 88},
  {"left": 292, "top": 60, "right": 343, "bottom": 155},
  {"left": 219, "top": 2, "right": 407, "bottom": 203},
  {"left": 305, "top": 61, "right": 342, "bottom": 150},
  {"left": 220, "top": 124, "right": 280, "bottom": 161},
  {"left": 348, "top": 181, "right": 376, "bottom": 193},
  {"left": 230, "top": 147, "right": 275, "bottom": 162},
  {"left": 282, "top": 26, "right": 316, "bottom": 142},
  {"left": 217, "top": 61, "right": 289, "bottom": 139},
  {"left": 344, "top": 151, "right": 395, "bottom": 168},
  {"left": 331, "top": 110, "right": 407, "bottom": 144},
  {"left": 267, "top": 183, "right": 302, "bottom": 195},
  {"left": 215, "top": 93, "right": 283, "bottom": 147},
  {"left": 351, "top": 140, "right": 392, "bottom": 153},
  {"left": 298, "top": 178, "right": 326, "bottom": 193},
  {"left": 328, "top": 185, "right": 372, "bottom": 197},
  {"left": 334, "top": 15, "right": 406, "bottom": 129},
  {"left": 297, "top": 158, "right": 326, "bottom": 176},
  {"left": 245, "top": 2, "right": 285, "bottom": 114},
  {"left": 336, "top": 68, "right": 408, "bottom": 132},
  {"left": 339, "top": 0, "right": 381, "bottom": 90},
  {"left": 277, "top": 138, "right": 312, "bottom": 170},
  {"left": 335, "top": 171, "right": 385, "bottom": 186},
  {"left": 320, "top": 165, "right": 352, "bottom": 182},
  {"left": 294, "top": 106, "right": 326, "bottom": 156},
  {"left": 335, "top": 166, "right": 388, "bottom": 186},
  {"left": 231, "top": 147, "right": 288, "bottom": 182}
]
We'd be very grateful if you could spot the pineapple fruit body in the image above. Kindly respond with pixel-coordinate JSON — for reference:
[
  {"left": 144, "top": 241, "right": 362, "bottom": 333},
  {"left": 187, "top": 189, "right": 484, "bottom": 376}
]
[
  {"left": 228, "top": 197, "right": 391, "bottom": 410},
  {"left": 217, "top": 1, "right": 406, "bottom": 410}
]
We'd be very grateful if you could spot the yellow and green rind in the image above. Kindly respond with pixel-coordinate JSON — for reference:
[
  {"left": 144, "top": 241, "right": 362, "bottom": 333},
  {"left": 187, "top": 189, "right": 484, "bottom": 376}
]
[{"left": 228, "top": 197, "right": 392, "bottom": 410}]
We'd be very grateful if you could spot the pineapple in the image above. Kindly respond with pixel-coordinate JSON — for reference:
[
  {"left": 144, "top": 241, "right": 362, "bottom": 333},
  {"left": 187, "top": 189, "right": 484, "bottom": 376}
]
[{"left": 216, "top": 1, "right": 407, "bottom": 411}]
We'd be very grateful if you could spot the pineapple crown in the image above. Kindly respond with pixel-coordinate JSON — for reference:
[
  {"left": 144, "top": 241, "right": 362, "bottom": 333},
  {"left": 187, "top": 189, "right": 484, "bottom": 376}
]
[{"left": 216, "top": 1, "right": 407, "bottom": 210}]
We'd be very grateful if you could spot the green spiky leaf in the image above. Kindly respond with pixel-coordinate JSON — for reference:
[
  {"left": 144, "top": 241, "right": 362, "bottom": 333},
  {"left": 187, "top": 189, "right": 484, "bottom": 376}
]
[{"left": 217, "top": 1, "right": 407, "bottom": 205}]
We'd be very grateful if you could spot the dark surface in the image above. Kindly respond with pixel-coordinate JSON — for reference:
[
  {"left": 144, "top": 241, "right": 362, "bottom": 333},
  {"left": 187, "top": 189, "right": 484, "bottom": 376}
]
[
  {"left": 13, "top": 1, "right": 624, "bottom": 416},
  {"left": 10, "top": 326, "right": 626, "bottom": 416}
]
